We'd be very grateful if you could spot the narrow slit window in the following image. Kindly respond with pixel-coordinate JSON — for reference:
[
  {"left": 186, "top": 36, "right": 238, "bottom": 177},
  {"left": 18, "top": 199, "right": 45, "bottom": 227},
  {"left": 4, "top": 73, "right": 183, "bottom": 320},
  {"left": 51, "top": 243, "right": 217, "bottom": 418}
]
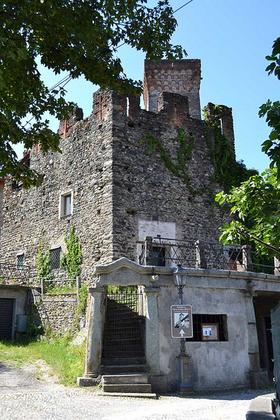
[{"left": 17, "top": 253, "right": 25, "bottom": 268}]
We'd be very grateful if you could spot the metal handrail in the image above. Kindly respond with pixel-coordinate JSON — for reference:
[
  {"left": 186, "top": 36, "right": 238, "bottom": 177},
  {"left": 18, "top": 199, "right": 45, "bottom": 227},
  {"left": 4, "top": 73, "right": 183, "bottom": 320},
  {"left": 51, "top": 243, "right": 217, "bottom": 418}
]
[{"left": 137, "top": 237, "right": 278, "bottom": 275}]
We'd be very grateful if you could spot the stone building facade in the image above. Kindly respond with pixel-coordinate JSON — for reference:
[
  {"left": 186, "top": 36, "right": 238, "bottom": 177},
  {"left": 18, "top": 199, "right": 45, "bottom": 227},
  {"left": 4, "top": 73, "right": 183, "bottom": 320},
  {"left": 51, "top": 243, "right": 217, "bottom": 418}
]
[
  {"left": 0, "top": 59, "right": 233, "bottom": 275},
  {"left": 1, "top": 59, "right": 280, "bottom": 393}
]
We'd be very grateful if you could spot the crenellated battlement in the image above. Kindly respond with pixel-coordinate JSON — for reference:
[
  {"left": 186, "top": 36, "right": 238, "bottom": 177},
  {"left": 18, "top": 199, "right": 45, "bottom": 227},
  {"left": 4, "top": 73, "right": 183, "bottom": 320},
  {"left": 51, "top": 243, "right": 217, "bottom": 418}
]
[{"left": 144, "top": 59, "right": 201, "bottom": 119}]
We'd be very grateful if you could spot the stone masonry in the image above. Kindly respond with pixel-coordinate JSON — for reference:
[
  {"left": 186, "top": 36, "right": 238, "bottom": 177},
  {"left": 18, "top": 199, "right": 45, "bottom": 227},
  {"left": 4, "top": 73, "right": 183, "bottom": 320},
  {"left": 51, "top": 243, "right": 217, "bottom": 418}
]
[
  {"left": 33, "top": 294, "right": 78, "bottom": 335},
  {"left": 0, "top": 59, "right": 233, "bottom": 279}
]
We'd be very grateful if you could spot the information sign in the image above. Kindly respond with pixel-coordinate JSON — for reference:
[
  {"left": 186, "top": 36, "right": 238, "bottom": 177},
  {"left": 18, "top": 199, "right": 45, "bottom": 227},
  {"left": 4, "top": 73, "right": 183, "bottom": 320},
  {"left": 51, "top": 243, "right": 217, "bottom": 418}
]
[{"left": 171, "top": 305, "right": 193, "bottom": 338}]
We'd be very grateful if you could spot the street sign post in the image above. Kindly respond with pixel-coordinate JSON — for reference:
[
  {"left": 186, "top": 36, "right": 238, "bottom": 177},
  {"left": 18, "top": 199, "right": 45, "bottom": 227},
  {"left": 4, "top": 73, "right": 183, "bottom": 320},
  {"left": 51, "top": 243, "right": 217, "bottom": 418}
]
[{"left": 171, "top": 305, "right": 193, "bottom": 339}]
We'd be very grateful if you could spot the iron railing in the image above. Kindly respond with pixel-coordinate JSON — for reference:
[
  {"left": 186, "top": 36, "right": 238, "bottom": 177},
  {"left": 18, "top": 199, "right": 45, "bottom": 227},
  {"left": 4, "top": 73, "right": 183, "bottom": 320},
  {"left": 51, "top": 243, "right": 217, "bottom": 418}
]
[{"left": 137, "top": 236, "right": 279, "bottom": 275}]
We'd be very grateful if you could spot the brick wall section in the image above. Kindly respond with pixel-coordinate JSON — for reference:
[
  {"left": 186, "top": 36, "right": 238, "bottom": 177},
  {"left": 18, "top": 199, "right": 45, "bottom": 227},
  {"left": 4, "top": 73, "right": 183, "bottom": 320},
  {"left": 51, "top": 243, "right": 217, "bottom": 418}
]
[
  {"left": 58, "top": 107, "right": 83, "bottom": 138},
  {"left": 144, "top": 59, "right": 201, "bottom": 119}
]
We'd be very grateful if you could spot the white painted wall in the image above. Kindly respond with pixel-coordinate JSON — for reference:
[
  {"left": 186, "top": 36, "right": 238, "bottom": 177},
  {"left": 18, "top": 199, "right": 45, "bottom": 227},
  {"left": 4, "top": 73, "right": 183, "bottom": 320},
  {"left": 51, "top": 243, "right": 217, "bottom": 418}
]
[
  {"left": 138, "top": 220, "right": 176, "bottom": 241},
  {"left": 158, "top": 286, "right": 250, "bottom": 391}
]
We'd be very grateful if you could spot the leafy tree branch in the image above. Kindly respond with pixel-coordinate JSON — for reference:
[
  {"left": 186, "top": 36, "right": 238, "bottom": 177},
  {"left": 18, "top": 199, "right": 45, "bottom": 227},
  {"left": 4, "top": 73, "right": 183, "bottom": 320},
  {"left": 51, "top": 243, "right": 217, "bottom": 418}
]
[
  {"left": 1, "top": 0, "right": 184, "bottom": 186},
  {"left": 216, "top": 38, "right": 280, "bottom": 258}
]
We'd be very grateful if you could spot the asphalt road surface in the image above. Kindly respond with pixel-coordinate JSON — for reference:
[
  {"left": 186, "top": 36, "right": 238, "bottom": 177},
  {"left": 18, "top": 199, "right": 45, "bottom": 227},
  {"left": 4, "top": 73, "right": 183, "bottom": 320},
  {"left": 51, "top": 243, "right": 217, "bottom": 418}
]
[{"left": 0, "top": 363, "right": 274, "bottom": 420}]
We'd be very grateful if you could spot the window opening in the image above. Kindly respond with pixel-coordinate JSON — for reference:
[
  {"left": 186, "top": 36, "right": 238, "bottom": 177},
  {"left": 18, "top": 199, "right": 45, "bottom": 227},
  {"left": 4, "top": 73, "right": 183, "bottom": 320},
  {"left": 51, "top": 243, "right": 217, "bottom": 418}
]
[
  {"left": 50, "top": 247, "right": 61, "bottom": 270},
  {"left": 126, "top": 97, "right": 130, "bottom": 117},
  {"left": 60, "top": 192, "right": 72, "bottom": 218},
  {"left": 186, "top": 314, "right": 228, "bottom": 342},
  {"left": 16, "top": 253, "right": 25, "bottom": 268}
]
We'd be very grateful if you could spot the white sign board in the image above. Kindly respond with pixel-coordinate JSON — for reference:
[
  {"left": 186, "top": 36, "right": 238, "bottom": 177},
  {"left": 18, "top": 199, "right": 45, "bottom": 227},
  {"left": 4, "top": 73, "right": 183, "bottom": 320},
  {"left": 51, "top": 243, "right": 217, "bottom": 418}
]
[{"left": 171, "top": 305, "right": 193, "bottom": 338}]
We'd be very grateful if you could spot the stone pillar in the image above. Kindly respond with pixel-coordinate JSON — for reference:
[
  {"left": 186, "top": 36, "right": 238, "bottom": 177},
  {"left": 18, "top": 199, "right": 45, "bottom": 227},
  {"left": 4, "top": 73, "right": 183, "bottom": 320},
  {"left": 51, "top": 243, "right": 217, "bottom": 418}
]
[
  {"left": 242, "top": 245, "right": 252, "bottom": 271},
  {"left": 77, "top": 285, "right": 105, "bottom": 386},
  {"left": 195, "top": 240, "right": 207, "bottom": 269},
  {"left": 274, "top": 257, "right": 280, "bottom": 276},
  {"left": 244, "top": 290, "right": 269, "bottom": 388},
  {"left": 145, "top": 287, "right": 160, "bottom": 375}
]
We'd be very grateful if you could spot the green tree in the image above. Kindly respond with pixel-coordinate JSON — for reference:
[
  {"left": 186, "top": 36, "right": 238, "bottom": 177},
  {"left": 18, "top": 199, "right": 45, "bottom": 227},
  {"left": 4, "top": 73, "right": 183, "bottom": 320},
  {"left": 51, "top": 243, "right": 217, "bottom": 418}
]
[
  {"left": 216, "top": 168, "right": 280, "bottom": 256},
  {"left": 261, "top": 38, "right": 280, "bottom": 174},
  {"left": 62, "top": 226, "right": 83, "bottom": 280},
  {"left": 1, "top": 0, "right": 184, "bottom": 187},
  {"left": 216, "top": 38, "right": 280, "bottom": 258}
]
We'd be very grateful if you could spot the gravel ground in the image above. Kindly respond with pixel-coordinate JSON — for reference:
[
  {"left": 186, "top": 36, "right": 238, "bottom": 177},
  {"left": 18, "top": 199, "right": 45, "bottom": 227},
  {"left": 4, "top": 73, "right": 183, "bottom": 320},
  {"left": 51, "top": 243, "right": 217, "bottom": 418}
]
[{"left": 0, "top": 363, "right": 273, "bottom": 420}]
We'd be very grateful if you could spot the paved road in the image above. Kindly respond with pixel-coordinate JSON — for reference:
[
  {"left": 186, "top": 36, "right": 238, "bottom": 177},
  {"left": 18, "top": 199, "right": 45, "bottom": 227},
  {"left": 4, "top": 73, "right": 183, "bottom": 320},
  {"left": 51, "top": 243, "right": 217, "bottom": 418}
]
[{"left": 0, "top": 363, "right": 275, "bottom": 420}]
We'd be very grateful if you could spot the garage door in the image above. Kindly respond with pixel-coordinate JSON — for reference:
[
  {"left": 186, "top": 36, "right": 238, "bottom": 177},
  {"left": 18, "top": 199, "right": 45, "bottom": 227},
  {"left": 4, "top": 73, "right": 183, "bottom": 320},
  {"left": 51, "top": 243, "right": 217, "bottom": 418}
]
[{"left": 0, "top": 298, "right": 14, "bottom": 340}]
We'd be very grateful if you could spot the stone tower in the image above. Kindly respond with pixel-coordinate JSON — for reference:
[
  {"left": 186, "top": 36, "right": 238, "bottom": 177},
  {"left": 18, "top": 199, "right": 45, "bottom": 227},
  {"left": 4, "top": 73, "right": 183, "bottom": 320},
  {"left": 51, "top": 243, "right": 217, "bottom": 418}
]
[
  {"left": 143, "top": 59, "right": 201, "bottom": 119},
  {"left": 0, "top": 59, "right": 234, "bottom": 275}
]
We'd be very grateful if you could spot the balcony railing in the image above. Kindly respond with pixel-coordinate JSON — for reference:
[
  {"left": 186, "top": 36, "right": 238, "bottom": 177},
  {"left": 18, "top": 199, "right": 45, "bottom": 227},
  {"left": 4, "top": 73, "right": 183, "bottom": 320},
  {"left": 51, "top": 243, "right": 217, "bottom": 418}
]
[{"left": 137, "top": 236, "right": 279, "bottom": 275}]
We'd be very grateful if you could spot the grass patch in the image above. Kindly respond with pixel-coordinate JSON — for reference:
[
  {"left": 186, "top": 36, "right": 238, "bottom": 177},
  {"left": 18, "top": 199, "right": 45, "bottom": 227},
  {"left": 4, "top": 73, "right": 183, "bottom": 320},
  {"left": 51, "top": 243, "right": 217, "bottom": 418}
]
[
  {"left": 0, "top": 336, "right": 85, "bottom": 386},
  {"left": 45, "top": 284, "right": 77, "bottom": 295}
]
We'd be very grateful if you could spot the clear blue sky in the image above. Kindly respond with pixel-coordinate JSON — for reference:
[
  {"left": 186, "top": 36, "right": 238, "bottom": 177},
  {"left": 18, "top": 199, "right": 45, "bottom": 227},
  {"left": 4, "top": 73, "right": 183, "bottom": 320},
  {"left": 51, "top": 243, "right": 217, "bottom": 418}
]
[{"left": 29, "top": 0, "right": 280, "bottom": 172}]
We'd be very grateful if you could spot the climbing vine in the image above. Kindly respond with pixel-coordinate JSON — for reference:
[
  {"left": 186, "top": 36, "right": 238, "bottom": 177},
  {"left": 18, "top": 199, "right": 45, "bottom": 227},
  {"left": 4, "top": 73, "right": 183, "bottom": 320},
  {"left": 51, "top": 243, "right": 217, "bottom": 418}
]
[
  {"left": 35, "top": 242, "right": 53, "bottom": 282},
  {"left": 203, "top": 104, "right": 257, "bottom": 192},
  {"left": 141, "top": 128, "right": 195, "bottom": 191},
  {"left": 61, "top": 226, "right": 83, "bottom": 280}
]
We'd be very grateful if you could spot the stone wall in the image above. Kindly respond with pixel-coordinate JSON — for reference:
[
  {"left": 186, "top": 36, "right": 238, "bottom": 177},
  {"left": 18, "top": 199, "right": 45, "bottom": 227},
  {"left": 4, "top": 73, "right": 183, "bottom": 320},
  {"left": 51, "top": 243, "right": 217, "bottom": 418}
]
[
  {"left": 0, "top": 96, "right": 115, "bottom": 278},
  {"left": 33, "top": 294, "right": 78, "bottom": 335},
  {"left": 0, "top": 59, "right": 230, "bottom": 281},
  {"left": 111, "top": 90, "right": 228, "bottom": 262}
]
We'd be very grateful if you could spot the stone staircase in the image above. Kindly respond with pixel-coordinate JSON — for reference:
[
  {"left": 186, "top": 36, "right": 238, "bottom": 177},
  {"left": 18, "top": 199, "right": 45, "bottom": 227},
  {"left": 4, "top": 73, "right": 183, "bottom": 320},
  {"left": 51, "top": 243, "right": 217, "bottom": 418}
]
[
  {"left": 101, "top": 294, "right": 155, "bottom": 397},
  {"left": 101, "top": 373, "right": 152, "bottom": 394}
]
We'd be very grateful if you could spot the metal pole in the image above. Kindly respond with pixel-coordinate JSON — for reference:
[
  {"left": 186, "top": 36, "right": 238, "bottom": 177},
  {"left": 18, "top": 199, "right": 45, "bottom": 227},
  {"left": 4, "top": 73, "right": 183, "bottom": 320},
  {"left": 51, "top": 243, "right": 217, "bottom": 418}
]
[
  {"left": 175, "top": 268, "right": 193, "bottom": 394},
  {"left": 178, "top": 284, "right": 186, "bottom": 357},
  {"left": 178, "top": 282, "right": 186, "bottom": 393}
]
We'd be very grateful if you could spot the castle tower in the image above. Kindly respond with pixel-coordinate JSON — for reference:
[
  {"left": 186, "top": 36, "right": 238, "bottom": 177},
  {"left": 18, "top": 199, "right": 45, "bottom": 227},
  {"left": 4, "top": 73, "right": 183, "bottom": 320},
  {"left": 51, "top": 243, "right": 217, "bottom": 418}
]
[{"left": 143, "top": 59, "right": 201, "bottom": 119}]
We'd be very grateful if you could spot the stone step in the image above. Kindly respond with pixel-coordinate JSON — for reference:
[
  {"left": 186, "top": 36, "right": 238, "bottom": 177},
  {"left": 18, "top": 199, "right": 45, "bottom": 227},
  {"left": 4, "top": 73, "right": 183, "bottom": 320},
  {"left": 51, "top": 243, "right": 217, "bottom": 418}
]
[
  {"left": 101, "top": 364, "right": 147, "bottom": 374},
  {"left": 102, "top": 373, "right": 148, "bottom": 385},
  {"left": 102, "top": 383, "right": 152, "bottom": 393},
  {"left": 103, "top": 337, "right": 142, "bottom": 343},
  {"left": 102, "top": 357, "right": 146, "bottom": 365},
  {"left": 100, "top": 392, "right": 158, "bottom": 399},
  {"left": 105, "top": 317, "right": 141, "bottom": 324},
  {"left": 103, "top": 338, "right": 143, "bottom": 345},
  {"left": 102, "top": 353, "right": 145, "bottom": 359}
]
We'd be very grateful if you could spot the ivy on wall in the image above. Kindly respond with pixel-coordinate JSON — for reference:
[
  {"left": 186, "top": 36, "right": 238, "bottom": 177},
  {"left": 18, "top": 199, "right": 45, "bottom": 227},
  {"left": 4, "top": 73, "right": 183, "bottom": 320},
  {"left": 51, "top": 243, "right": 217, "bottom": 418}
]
[
  {"left": 203, "top": 105, "right": 257, "bottom": 192},
  {"left": 35, "top": 242, "right": 53, "bottom": 282},
  {"left": 141, "top": 128, "right": 195, "bottom": 192},
  {"left": 61, "top": 226, "right": 83, "bottom": 280}
]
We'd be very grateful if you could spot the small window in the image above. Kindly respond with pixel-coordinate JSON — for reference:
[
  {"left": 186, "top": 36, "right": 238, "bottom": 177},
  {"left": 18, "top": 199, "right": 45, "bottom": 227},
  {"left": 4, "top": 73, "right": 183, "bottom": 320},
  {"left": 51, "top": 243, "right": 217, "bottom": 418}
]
[
  {"left": 60, "top": 192, "right": 73, "bottom": 218},
  {"left": 186, "top": 314, "right": 228, "bottom": 342},
  {"left": 16, "top": 253, "right": 25, "bottom": 268},
  {"left": 50, "top": 247, "right": 61, "bottom": 270}
]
